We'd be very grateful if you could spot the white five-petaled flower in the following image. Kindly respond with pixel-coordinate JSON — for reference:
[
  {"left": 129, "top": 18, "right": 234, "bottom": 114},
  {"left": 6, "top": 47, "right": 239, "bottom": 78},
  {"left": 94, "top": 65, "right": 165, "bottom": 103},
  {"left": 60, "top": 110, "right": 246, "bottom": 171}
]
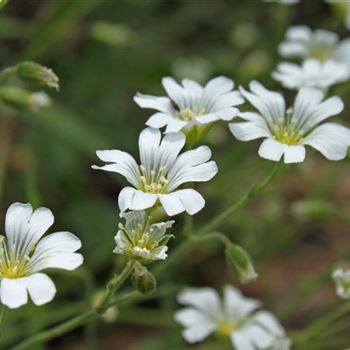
[
  {"left": 175, "top": 286, "right": 289, "bottom": 350},
  {"left": 273, "top": 59, "right": 350, "bottom": 90},
  {"left": 92, "top": 127, "right": 218, "bottom": 216},
  {"left": 134, "top": 76, "right": 244, "bottom": 133},
  {"left": 229, "top": 81, "right": 350, "bottom": 163},
  {"left": 332, "top": 267, "right": 350, "bottom": 299},
  {"left": 278, "top": 26, "right": 350, "bottom": 71},
  {"left": 0, "top": 202, "right": 83, "bottom": 309},
  {"left": 114, "top": 210, "right": 174, "bottom": 263}
]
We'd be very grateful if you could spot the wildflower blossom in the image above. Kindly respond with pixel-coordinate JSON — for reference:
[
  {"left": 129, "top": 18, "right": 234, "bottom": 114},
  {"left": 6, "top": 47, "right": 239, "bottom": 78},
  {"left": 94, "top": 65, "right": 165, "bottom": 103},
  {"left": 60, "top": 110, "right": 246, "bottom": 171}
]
[
  {"left": 278, "top": 25, "right": 350, "bottom": 71},
  {"left": 229, "top": 81, "right": 350, "bottom": 163},
  {"left": 175, "top": 285, "right": 289, "bottom": 350},
  {"left": 0, "top": 202, "right": 83, "bottom": 309},
  {"left": 273, "top": 59, "right": 350, "bottom": 90},
  {"left": 332, "top": 266, "right": 350, "bottom": 299},
  {"left": 93, "top": 127, "right": 218, "bottom": 216},
  {"left": 134, "top": 76, "right": 244, "bottom": 133},
  {"left": 114, "top": 210, "right": 174, "bottom": 263}
]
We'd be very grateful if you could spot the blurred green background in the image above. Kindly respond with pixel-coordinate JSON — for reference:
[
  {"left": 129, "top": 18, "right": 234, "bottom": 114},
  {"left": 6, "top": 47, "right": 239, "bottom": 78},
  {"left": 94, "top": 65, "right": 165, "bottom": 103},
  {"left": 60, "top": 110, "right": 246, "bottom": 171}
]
[{"left": 1, "top": 0, "right": 350, "bottom": 349}]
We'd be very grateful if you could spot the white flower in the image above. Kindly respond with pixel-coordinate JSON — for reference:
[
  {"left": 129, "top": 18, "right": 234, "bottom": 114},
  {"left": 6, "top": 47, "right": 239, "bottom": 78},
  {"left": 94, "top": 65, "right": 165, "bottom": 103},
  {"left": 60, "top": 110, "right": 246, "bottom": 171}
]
[
  {"left": 278, "top": 25, "right": 350, "bottom": 71},
  {"left": 92, "top": 127, "right": 218, "bottom": 216},
  {"left": 332, "top": 266, "right": 350, "bottom": 299},
  {"left": 0, "top": 202, "right": 83, "bottom": 309},
  {"left": 134, "top": 76, "right": 244, "bottom": 133},
  {"left": 114, "top": 210, "right": 174, "bottom": 263},
  {"left": 229, "top": 81, "right": 350, "bottom": 163},
  {"left": 272, "top": 59, "right": 350, "bottom": 90},
  {"left": 174, "top": 285, "right": 289, "bottom": 350}
]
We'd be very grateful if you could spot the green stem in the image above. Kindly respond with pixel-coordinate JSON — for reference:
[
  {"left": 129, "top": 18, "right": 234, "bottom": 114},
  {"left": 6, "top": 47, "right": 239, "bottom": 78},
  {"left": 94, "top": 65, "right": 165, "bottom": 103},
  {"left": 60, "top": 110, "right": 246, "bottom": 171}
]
[
  {"left": 98, "top": 259, "right": 136, "bottom": 312},
  {"left": 197, "top": 161, "right": 281, "bottom": 236},
  {"left": 154, "top": 162, "right": 281, "bottom": 277},
  {"left": 0, "top": 305, "right": 8, "bottom": 337},
  {"left": 189, "top": 231, "right": 231, "bottom": 247},
  {"left": 10, "top": 260, "right": 136, "bottom": 350}
]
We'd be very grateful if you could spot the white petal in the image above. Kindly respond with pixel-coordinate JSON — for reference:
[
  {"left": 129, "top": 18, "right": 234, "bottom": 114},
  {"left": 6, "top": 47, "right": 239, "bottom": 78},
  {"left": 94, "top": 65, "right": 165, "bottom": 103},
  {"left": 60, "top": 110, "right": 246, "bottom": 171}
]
[
  {"left": 30, "top": 231, "right": 83, "bottom": 272},
  {"left": 194, "top": 113, "right": 221, "bottom": 124},
  {"left": 158, "top": 131, "right": 186, "bottom": 170},
  {"left": 177, "top": 287, "right": 221, "bottom": 316},
  {"left": 253, "top": 311, "right": 285, "bottom": 336},
  {"left": 5, "top": 202, "right": 33, "bottom": 252},
  {"left": 249, "top": 324, "right": 274, "bottom": 349},
  {"left": 130, "top": 190, "right": 158, "bottom": 211},
  {"left": 168, "top": 161, "right": 217, "bottom": 190},
  {"left": 162, "top": 77, "right": 186, "bottom": 107},
  {"left": 212, "top": 91, "right": 244, "bottom": 109},
  {"left": 0, "top": 278, "right": 28, "bottom": 309},
  {"left": 229, "top": 121, "right": 270, "bottom": 141},
  {"left": 146, "top": 112, "right": 172, "bottom": 128},
  {"left": 175, "top": 304, "right": 219, "bottom": 344},
  {"left": 240, "top": 81, "right": 285, "bottom": 124},
  {"left": 171, "top": 189, "right": 205, "bottom": 215},
  {"left": 167, "top": 145, "right": 214, "bottom": 189},
  {"left": 283, "top": 145, "right": 306, "bottom": 163},
  {"left": 204, "top": 76, "right": 234, "bottom": 97},
  {"left": 118, "top": 187, "right": 136, "bottom": 213},
  {"left": 214, "top": 107, "right": 240, "bottom": 121},
  {"left": 93, "top": 149, "right": 140, "bottom": 187},
  {"left": 165, "top": 119, "right": 188, "bottom": 133},
  {"left": 133, "top": 93, "right": 173, "bottom": 114},
  {"left": 24, "top": 273, "right": 56, "bottom": 306},
  {"left": 308, "top": 96, "right": 344, "bottom": 128},
  {"left": 138, "top": 127, "right": 161, "bottom": 172},
  {"left": 175, "top": 307, "right": 213, "bottom": 328},
  {"left": 223, "top": 285, "right": 260, "bottom": 319},
  {"left": 231, "top": 328, "right": 255, "bottom": 350},
  {"left": 12, "top": 207, "right": 55, "bottom": 257},
  {"left": 181, "top": 79, "right": 204, "bottom": 95},
  {"left": 304, "top": 123, "right": 350, "bottom": 160},
  {"left": 258, "top": 138, "right": 284, "bottom": 162},
  {"left": 158, "top": 193, "right": 185, "bottom": 216}
]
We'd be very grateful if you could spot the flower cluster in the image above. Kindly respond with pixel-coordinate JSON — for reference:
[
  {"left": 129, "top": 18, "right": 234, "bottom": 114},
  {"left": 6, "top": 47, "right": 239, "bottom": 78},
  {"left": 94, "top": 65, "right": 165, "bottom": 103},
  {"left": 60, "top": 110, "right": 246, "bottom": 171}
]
[{"left": 274, "top": 25, "right": 350, "bottom": 90}]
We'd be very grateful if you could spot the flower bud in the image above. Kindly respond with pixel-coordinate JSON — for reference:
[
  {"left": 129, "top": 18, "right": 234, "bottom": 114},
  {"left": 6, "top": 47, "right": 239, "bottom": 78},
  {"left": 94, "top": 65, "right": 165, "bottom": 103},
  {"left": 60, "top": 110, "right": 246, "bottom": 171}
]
[
  {"left": 225, "top": 243, "right": 258, "bottom": 284},
  {"left": 131, "top": 262, "right": 157, "bottom": 295},
  {"left": 15, "top": 62, "right": 59, "bottom": 90},
  {"left": 0, "top": 87, "right": 51, "bottom": 111}
]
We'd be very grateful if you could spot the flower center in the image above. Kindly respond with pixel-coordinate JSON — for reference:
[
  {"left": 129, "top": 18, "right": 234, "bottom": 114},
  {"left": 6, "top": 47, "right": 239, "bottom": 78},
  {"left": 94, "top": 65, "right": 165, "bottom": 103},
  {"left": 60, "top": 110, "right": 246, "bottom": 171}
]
[
  {"left": 216, "top": 319, "right": 237, "bottom": 337},
  {"left": 118, "top": 222, "right": 160, "bottom": 260},
  {"left": 340, "top": 279, "right": 350, "bottom": 292},
  {"left": 308, "top": 44, "right": 332, "bottom": 62},
  {"left": 177, "top": 108, "right": 205, "bottom": 121},
  {"left": 139, "top": 165, "right": 169, "bottom": 194},
  {"left": 0, "top": 237, "right": 29, "bottom": 278},
  {"left": 271, "top": 109, "right": 304, "bottom": 145}
]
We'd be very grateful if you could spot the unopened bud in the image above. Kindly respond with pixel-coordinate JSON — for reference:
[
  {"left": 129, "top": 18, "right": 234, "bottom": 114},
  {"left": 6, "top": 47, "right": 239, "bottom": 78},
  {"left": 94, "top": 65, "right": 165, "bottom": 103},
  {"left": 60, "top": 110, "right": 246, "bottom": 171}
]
[
  {"left": 131, "top": 262, "right": 157, "bottom": 295},
  {"left": 0, "top": 87, "right": 51, "bottom": 111},
  {"left": 15, "top": 62, "right": 59, "bottom": 90},
  {"left": 225, "top": 244, "right": 258, "bottom": 284}
]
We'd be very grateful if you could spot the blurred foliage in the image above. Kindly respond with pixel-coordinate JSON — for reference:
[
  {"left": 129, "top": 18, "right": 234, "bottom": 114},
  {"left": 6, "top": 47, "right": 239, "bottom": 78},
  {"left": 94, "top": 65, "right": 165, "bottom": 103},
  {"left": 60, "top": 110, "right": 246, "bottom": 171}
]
[{"left": 1, "top": 0, "right": 350, "bottom": 349}]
